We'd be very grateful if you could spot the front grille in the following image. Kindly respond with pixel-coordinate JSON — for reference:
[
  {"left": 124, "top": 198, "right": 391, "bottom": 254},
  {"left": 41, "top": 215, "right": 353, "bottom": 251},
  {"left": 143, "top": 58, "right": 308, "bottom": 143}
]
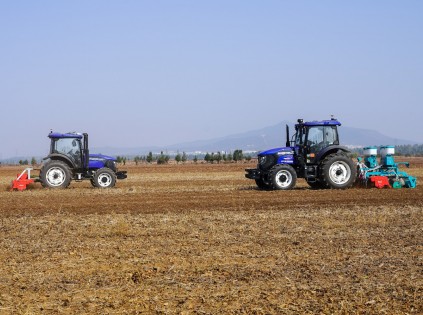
[
  {"left": 105, "top": 160, "right": 117, "bottom": 171},
  {"left": 258, "top": 155, "right": 276, "bottom": 171}
]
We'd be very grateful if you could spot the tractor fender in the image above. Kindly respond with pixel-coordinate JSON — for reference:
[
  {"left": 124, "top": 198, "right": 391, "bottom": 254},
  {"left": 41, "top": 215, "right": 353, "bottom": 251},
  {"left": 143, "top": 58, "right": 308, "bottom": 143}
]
[
  {"left": 44, "top": 153, "right": 76, "bottom": 170},
  {"left": 315, "top": 145, "right": 351, "bottom": 163}
]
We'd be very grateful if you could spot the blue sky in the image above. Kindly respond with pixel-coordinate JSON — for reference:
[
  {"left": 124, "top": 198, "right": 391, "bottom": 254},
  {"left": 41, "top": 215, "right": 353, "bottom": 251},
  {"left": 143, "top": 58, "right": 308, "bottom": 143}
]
[{"left": 1, "top": 1, "right": 422, "bottom": 158}]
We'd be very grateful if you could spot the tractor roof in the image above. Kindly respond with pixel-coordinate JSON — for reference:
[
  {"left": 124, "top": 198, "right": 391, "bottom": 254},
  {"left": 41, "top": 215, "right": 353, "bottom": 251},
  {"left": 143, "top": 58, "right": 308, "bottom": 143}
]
[
  {"left": 48, "top": 132, "right": 83, "bottom": 139},
  {"left": 300, "top": 119, "right": 341, "bottom": 127}
]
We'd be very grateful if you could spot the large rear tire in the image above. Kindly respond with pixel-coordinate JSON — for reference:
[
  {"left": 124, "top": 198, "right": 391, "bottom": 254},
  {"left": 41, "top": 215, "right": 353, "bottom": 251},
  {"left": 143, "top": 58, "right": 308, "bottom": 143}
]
[
  {"left": 269, "top": 164, "right": 297, "bottom": 190},
  {"left": 39, "top": 160, "right": 72, "bottom": 189},
  {"left": 320, "top": 153, "right": 356, "bottom": 189},
  {"left": 93, "top": 168, "right": 116, "bottom": 188}
]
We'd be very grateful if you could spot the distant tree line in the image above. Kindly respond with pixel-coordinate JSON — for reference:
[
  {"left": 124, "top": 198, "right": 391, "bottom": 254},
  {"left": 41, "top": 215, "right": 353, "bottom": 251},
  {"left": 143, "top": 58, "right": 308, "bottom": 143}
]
[
  {"left": 395, "top": 144, "right": 423, "bottom": 156},
  {"left": 18, "top": 157, "right": 38, "bottom": 166},
  {"left": 125, "top": 151, "right": 172, "bottom": 165},
  {"left": 115, "top": 149, "right": 255, "bottom": 165},
  {"left": 203, "top": 150, "right": 252, "bottom": 164}
]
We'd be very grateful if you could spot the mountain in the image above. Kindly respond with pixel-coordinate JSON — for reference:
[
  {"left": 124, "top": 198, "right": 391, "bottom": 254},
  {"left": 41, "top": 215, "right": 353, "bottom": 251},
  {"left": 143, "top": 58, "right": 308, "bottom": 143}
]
[{"left": 93, "top": 122, "right": 417, "bottom": 156}]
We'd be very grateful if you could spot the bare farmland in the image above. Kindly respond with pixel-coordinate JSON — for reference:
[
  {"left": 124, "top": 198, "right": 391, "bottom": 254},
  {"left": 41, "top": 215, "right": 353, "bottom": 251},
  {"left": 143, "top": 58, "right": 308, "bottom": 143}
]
[{"left": 0, "top": 161, "right": 422, "bottom": 314}]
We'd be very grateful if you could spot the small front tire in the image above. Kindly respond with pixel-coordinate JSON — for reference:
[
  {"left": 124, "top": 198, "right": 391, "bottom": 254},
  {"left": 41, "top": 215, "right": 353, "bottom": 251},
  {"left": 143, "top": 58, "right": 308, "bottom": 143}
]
[
  {"left": 93, "top": 168, "right": 116, "bottom": 188},
  {"left": 269, "top": 164, "right": 297, "bottom": 190}
]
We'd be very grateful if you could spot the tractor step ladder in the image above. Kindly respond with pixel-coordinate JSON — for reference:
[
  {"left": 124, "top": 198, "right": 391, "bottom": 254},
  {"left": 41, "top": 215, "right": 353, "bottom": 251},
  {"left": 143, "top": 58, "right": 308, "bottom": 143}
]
[{"left": 11, "top": 167, "right": 35, "bottom": 191}]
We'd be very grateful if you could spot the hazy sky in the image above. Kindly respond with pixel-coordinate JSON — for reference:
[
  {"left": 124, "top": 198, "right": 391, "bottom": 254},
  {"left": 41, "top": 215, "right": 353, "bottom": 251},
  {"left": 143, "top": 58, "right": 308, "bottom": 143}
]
[{"left": 1, "top": 1, "right": 422, "bottom": 158}]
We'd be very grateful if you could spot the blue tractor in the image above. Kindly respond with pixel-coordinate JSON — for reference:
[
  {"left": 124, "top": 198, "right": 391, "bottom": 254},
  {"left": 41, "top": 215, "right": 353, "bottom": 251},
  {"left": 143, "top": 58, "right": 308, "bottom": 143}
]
[
  {"left": 39, "top": 131, "right": 127, "bottom": 189},
  {"left": 245, "top": 118, "right": 357, "bottom": 190}
]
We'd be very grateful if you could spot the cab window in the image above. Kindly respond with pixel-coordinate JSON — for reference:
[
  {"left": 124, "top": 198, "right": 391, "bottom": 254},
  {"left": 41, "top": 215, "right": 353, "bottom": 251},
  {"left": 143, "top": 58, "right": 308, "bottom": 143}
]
[
  {"left": 53, "top": 138, "right": 80, "bottom": 155},
  {"left": 307, "top": 126, "right": 338, "bottom": 153}
]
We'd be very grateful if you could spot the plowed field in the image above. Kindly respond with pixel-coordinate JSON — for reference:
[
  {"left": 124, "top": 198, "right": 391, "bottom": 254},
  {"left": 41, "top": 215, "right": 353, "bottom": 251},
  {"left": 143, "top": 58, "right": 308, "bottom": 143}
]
[{"left": 1, "top": 159, "right": 422, "bottom": 314}]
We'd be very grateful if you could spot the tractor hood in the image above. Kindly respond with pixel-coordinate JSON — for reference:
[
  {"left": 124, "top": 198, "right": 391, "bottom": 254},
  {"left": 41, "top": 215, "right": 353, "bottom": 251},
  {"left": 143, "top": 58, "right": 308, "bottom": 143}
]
[
  {"left": 88, "top": 154, "right": 117, "bottom": 170},
  {"left": 259, "top": 146, "right": 295, "bottom": 165},
  {"left": 89, "top": 154, "right": 116, "bottom": 161},
  {"left": 259, "top": 147, "right": 295, "bottom": 156}
]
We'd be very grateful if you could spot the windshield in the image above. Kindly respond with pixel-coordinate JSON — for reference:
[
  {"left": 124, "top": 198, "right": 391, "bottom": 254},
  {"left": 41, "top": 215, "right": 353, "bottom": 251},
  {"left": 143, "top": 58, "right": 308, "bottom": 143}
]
[{"left": 52, "top": 138, "right": 81, "bottom": 159}]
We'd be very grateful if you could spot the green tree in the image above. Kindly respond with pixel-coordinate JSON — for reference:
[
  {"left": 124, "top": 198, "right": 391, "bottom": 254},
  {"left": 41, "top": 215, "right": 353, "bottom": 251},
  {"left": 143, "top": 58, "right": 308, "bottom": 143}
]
[
  {"left": 181, "top": 152, "right": 187, "bottom": 163},
  {"left": 204, "top": 152, "right": 211, "bottom": 163},
  {"left": 233, "top": 150, "right": 243, "bottom": 162},
  {"left": 146, "top": 152, "right": 153, "bottom": 163},
  {"left": 214, "top": 152, "right": 222, "bottom": 164},
  {"left": 31, "top": 157, "right": 37, "bottom": 165},
  {"left": 226, "top": 152, "right": 233, "bottom": 162},
  {"left": 134, "top": 156, "right": 141, "bottom": 165},
  {"left": 157, "top": 151, "right": 170, "bottom": 164},
  {"left": 193, "top": 155, "right": 198, "bottom": 163},
  {"left": 175, "top": 152, "right": 182, "bottom": 164}
]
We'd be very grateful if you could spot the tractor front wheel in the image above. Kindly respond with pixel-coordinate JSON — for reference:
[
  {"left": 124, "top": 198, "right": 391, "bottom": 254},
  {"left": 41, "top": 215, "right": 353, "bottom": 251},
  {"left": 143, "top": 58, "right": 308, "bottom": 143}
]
[
  {"left": 40, "top": 160, "right": 72, "bottom": 189},
  {"left": 269, "top": 164, "right": 297, "bottom": 190},
  {"left": 93, "top": 168, "right": 116, "bottom": 188},
  {"left": 320, "top": 153, "right": 356, "bottom": 189}
]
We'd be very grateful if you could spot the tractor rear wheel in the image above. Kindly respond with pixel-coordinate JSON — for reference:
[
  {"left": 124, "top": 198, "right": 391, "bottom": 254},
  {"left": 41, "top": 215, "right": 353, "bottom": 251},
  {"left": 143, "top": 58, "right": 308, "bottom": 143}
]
[
  {"left": 39, "top": 160, "right": 72, "bottom": 189},
  {"left": 93, "top": 168, "right": 116, "bottom": 188},
  {"left": 320, "top": 153, "right": 356, "bottom": 189},
  {"left": 269, "top": 164, "right": 297, "bottom": 190}
]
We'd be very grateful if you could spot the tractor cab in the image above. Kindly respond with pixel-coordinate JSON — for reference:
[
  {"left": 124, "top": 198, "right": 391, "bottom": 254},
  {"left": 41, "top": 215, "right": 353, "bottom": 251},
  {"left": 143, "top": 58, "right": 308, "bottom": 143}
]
[
  {"left": 290, "top": 119, "right": 341, "bottom": 163},
  {"left": 49, "top": 132, "right": 85, "bottom": 170}
]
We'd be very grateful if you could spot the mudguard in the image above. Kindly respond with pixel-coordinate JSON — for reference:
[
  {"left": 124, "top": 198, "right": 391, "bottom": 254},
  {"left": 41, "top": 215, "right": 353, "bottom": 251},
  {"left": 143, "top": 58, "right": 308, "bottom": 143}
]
[{"left": 315, "top": 145, "right": 351, "bottom": 162}]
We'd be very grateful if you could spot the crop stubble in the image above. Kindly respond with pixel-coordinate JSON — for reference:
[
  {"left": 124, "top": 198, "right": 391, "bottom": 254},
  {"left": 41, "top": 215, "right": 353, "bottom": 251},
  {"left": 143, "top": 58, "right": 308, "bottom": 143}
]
[{"left": 0, "top": 161, "right": 422, "bottom": 314}]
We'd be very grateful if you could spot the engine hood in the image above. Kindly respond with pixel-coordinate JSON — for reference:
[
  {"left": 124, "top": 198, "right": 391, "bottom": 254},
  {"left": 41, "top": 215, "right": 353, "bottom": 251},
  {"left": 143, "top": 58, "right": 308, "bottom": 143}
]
[
  {"left": 259, "top": 147, "right": 294, "bottom": 156},
  {"left": 89, "top": 154, "right": 116, "bottom": 161}
]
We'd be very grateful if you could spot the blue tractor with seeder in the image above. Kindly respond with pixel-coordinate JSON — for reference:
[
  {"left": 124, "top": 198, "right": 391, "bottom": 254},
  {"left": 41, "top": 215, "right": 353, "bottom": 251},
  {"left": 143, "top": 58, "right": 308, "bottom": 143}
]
[
  {"left": 245, "top": 118, "right": 357, "bottom": 190},
  {"left": 36, "top": 131, "right": 127, "bottom": 189}
]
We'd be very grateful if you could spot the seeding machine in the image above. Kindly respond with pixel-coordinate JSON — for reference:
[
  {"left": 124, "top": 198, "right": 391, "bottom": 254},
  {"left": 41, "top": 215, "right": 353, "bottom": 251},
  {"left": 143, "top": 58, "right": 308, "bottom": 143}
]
[{"left": 357, "top": 145, "right": 416, "bottom": 189}]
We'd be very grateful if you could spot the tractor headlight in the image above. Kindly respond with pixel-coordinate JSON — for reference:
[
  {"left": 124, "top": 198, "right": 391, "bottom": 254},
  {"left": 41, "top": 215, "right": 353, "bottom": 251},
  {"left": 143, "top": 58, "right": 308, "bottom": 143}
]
[{"left": 259, "top": 156, "right": 267, "bottom": 165}]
